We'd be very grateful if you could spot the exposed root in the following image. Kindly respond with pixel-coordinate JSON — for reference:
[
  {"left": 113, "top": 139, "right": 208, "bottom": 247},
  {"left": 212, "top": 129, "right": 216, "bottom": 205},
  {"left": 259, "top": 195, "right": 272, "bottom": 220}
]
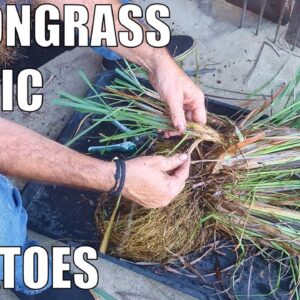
[{"left": 96, "top": 186, "right": 210, "bottom": 262}]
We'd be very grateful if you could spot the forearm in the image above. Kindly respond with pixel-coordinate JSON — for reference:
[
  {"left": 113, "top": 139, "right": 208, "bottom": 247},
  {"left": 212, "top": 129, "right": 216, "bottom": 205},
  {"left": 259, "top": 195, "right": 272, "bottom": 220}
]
[
  {"left": 40, "top": 0, "right": 172, "bottom": 72},
  {"left": 104, "top": 0, "right": 171, "bottom": 72},
  {"left": 0, "top": 118, "right": 115, "bottom": 191}
]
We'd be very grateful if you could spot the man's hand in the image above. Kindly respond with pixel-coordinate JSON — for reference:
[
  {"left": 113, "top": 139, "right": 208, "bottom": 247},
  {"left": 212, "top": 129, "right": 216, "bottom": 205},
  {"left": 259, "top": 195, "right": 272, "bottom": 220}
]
[
  {"left": 123, "top": 154, "right": 190, "bottom": 208},
  {"left": 0, "top": 118, "right": 189, "bottom": 209},
  {"left": 149, "top": 56, "right": 207, "bottom": 138}
]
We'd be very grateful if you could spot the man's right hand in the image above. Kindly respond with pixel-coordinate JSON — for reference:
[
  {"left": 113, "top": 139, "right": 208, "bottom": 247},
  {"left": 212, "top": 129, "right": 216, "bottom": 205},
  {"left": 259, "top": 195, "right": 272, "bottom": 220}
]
[{"left": 122, "top": 154, "right": 190, "bottom": 208}]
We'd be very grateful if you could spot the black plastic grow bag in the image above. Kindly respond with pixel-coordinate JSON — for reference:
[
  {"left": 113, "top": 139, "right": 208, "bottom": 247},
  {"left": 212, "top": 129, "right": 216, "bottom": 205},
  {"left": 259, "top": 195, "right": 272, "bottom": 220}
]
[{"left": 21, "top": 71, "right": 290, "bottom": 300}]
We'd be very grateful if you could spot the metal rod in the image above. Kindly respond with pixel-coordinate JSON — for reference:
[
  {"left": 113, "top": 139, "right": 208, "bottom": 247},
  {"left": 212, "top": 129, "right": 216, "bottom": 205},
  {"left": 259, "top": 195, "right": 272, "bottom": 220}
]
[
  {"left": 244, "top": 41, "right": 280, "bottom": 84},
  {"left": 274, "top": 0, "right": 288, "bottom": 43},
  {"left": 256, "top": 0, "right": 268, "bottom": 35},
  {"left": 292, "top": 25, "right": 300, "bottom": 51},
  {"left": 239, "top": 0, "right": 248, "bottom": 29}
]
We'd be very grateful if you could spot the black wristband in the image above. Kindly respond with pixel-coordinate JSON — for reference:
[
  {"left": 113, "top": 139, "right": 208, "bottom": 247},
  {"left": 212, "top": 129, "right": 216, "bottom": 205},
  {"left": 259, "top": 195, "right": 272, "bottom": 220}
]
[{"left": 109, "top": 158, "right": 126, "bottom": 197}]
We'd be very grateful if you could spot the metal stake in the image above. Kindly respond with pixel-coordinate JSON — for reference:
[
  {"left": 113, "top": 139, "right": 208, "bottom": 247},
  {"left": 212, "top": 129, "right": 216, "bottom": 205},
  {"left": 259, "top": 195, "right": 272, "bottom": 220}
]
[
  {"left": 256, "top": 0, "right": 268, "bottom": 35},
  {"left": 292, "top": 25, "right": 300, "bottom": 51},
  {"left": 239, "top": 0, "right": 248, "bottom": 29},
  {"left": 274, "top": 0, "right": 288, "bottom": 43}
]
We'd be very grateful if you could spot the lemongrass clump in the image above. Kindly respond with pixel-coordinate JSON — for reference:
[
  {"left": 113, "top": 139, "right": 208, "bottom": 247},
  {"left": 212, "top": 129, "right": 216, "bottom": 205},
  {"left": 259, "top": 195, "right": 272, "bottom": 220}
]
[
  {"left": 55, "top": 67, "right": 223, "bottom": 146},
  {"left": 58, "top": 64, "right": 300, "bottom": 297},
  {"left": 0, "top": 39, "right": 18, "bottom": 66},
  {"left": 0, "top": 24, "right": 18, "bottom": 66},
  {"left": 0, "top": 2, "right": 42, "bottom": 66}
]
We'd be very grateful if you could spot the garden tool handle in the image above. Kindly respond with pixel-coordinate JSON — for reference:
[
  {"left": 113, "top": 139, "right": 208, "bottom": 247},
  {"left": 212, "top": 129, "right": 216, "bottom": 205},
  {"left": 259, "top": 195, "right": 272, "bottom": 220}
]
[{"left": 88, "top": 142, "right": 137, "bottom": 155}]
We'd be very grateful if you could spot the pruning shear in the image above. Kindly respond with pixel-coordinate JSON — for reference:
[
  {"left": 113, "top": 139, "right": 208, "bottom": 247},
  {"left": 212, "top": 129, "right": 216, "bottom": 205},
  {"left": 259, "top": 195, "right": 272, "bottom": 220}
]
[
  {"left": 87, "top": 117, "right": 149, "bottom": 156},
  {"left": 88, "top": 141, "right": 137, "bottom": 156}
]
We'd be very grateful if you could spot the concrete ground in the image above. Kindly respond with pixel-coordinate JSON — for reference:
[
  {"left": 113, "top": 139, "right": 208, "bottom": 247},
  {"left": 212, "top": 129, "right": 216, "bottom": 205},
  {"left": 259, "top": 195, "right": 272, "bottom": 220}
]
[{"left": 0, "top": 0, "right": 299, "bottom": 299}]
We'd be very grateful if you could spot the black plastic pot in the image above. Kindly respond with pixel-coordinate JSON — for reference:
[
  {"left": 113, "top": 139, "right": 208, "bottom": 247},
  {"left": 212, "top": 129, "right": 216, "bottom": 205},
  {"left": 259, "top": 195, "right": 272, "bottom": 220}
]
[{"left": 21, "top": 71, "right": 289, "bottom": 299}]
